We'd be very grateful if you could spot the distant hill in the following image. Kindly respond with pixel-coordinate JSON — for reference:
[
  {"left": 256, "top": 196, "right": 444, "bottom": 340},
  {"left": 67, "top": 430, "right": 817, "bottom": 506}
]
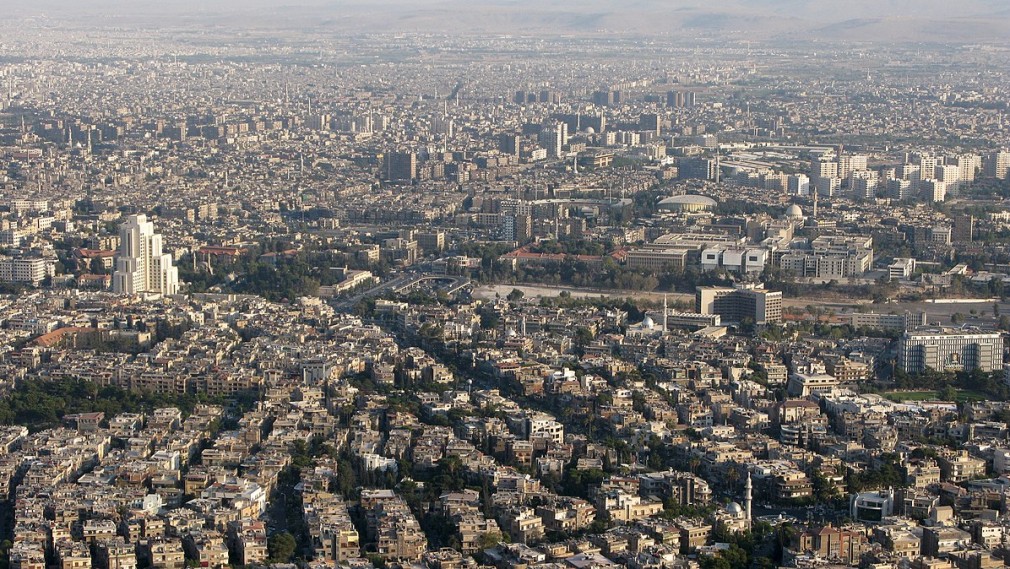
[{"left": 16, "top": 0, "right": 1010, "bottom": 43}]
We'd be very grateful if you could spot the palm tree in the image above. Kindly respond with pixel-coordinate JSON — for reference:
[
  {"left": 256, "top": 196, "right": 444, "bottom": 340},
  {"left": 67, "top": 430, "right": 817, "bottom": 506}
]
[
  {"left": 725, "top": 467, "right": 740, "bottom": 491},
  {"left": 689, "top": 457, "right": 701, "bottom": 475}
]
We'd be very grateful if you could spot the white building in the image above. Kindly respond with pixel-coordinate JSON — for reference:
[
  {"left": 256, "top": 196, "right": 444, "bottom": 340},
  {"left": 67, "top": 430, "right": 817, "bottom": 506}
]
[
  {"left": 992, "top": 448, "right": 1010, "bottom": 476},
  {"left": 527, "top": 415, "right": 565, "bottom": 445},
  {"left": 888, "top": 258, "right": 916, "bottom": 281},
  {"left": 700, "top": 247, "right": 768, "bottom": 274},
  {"left": 920, "top": 179, "right": 947, "bottom": 202},
  {"left": 0, "top": 257, "right": 56, "bottom": 285},
  {"left": 849, "top": 170, "right": 879, "bottom": 199},
  {"left": 787, "top": 174, "right": 810, "bottom": 196},
  {"left": 113, "top": 214, "right": 179, "bottom": 295},
  {"left": 851, "top": 490, "right": 894, "bottom": 523},
  {"left": 898, "top": 329, "right": 1003, "bottom": 373}
]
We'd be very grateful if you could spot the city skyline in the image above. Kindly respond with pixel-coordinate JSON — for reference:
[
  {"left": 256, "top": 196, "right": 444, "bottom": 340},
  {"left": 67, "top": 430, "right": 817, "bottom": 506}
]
[{"left": 0, "top": 1, "right": 1008, "bottom": 568}]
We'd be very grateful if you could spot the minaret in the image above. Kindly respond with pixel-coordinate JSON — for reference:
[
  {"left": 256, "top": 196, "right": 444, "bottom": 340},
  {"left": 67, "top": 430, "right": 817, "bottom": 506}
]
[
  {"left": 744, "top": 472, "right": 753, "bottom": 529},
  {"left": 663, "top": 294, "right": 669, "bottom": 332},
  {"left": 812, "top": 188, "right": 819, "bottom": 220}
]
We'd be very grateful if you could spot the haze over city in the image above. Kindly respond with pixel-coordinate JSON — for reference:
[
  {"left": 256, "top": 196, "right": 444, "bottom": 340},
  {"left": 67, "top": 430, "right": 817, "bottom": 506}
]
[{"left": 0, "top": 0, "right": 1007, "bottom": 568}]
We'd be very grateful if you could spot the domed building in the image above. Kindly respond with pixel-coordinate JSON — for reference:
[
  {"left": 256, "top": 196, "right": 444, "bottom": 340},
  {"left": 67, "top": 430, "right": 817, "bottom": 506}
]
[
  {"left": 626, "top": 314, "right": 664, "bottom": 338},
  {"left": 715, "top": 474, "right": 753, "bottom": 532},
  {"left": 785, "top": 204, "right": 804, "bottom": 220},
  {"left": 657, "top": 194, "right": 718, "bottom": 213}
]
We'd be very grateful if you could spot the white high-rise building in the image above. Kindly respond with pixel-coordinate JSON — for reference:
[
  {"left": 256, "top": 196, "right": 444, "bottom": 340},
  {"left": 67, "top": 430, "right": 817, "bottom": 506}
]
[
  {"left": 113, "top": 214, "right": 179, "bottom": 296},
  {"left": 984, "top": 151, "right": 1010, "bottom": 180},
  {"left": 849, "top": 170, "right": 879, "bottom": 199},
  {"left": 539, "top": 122, "right": 567, "bottom": 158},
  {"left": 787, "top": 174, "right": 810, "bottom": 196}
]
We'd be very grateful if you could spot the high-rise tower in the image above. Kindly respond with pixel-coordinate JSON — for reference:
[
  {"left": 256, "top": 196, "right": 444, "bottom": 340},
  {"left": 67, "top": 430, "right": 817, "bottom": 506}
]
[{"left": 113, "top": 214, "right": 179, "bottom": 296}]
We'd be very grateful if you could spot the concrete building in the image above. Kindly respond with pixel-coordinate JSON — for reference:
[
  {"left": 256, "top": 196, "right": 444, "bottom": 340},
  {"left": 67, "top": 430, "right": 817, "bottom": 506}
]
[
  {"left": 695, "top": 284, "right": 782, "bottom": 325},
  {"left": 384, "top": 151, "right": 417, "bottom": 182},
  {"left": 625, "top": 248, "right": 688, "bottom": 271},
  {"left": 0, "top": 257, "right": 55, "bottom": 285},
  {"left": 112, "top": 214, "right": 179, "bottom": 296},
  {"left": 851, "top": 490, "right": 894, "bottom": 523},
  {"left": 897, "top": 329, "right": 1004, "bottom": 373},
  {"left": 888, "top": 258, "right": 916, "bottom": 281},
  {"left": 778, "top": 235, "right": 874, "bottom": 279},
  {"left": 984, "top": 151, "right": 1009, "bottom": 180},
  {"left": 850, "top": 311, "right": 926, "bottom": 332}
]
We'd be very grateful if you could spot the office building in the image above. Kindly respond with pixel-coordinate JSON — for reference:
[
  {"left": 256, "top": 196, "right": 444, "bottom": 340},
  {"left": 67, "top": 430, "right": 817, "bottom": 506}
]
[
  {"left": 384, "top": 151, "right": 417, "bottom": 182},
  {"left": 850, "top": 490, "right": 894, "bottom": 523},
  {"left": 678, "top": 158, "right": 718, "bottom": 181},
  {"left": 539, "top": 123, "right": 567, "bottom": 158},
  {"left": 897, "top": 329, "right": 1003, "bottom": 373},
  {"left": 837, "top": 154, "right": 868, "bottom": 178},
  {"left": 811, "top": 157, "right": 838, "bottom": 180},
  {"left": 499, "top": 133, "right": 521, "bottom": 157},
  {"left": 850, "top": 311, "right": 926, "bottom": 332},
  {"left": 919, "top": 179, "right": 947, "bottom": 202},
  {"left": 113, "top": 214, "right": 179, "bottom": 296},
  {"left": 639, "top": 113, "right": 661, "bottom": 136},
  {"left": 666, "top": 90, "right": 696, "bottom": 108},
  {"left": 887, "top": 258, "right": 916, "bottom": 281},
  {"left": 887, "top": 178, "right": 914, "bottom": 200},
  {"left": 955, "top": 154, "right": 981, "bottom": 183},
  {"left": 788, "top": 174, "right": 810, "bottom": 196},
  {"left": 625, "top": 248, "right": 688, "bottom": 271},
  {"left": 777, "top": 235, "right": 874, "bottom": 279},
  {"left": 695, "top": 284, "right": 782, "bottom": 325},
  {"left": 952, "top": 215, "right": 974, "bottom": 243},
  {"left": 592, "top": 90, "right": 621, "bottom": 107},
  {"left": 815, "top": 176, "right": 841, "bottom": 197},
  {"left": 849, "top": 170, "right": 878, "bottom": 199},
  {"left": 983, "top": 151, "right": 1009, "bottom": 180},
  {"left": 0, "top": 257, "right": 55, "bottom": 286}
]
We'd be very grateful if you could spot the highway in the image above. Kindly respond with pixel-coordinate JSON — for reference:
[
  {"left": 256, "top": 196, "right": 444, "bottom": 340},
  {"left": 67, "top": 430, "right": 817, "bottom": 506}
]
[{"left": 333, "top": 272, "right": 471, "bottom": 311}]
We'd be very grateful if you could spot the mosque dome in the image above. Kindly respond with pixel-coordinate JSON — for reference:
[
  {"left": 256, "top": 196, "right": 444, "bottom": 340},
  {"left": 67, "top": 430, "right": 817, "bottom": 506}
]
[{"left": 786, "top": 204, "right": 804, "bottom": 218}]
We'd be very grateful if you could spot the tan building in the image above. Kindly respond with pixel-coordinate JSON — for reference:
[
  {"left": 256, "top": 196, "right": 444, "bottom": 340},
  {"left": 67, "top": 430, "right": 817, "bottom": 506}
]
[
  {"left": 696, "top": 284, "right": 782, "bottom": 325},
  {"left": 794, "top": 524, "right": 867, "bottom": 563},
  {"left": 625, "top": 248, "right": 688, "bottom": 271},
  {"left": 597, "top": 491, "right": 664, "bottom": 523}
]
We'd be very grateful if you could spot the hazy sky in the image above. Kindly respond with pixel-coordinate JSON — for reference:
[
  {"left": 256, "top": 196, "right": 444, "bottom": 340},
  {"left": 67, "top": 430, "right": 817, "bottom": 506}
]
[{"left": 7, "top": 0, "right": 1010, "bottom": 42}]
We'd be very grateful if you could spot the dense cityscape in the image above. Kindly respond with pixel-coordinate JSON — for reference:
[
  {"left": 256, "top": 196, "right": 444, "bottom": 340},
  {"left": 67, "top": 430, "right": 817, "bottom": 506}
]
[{"left": 1, "top": 3, "right": 1010, "bottom": 569}]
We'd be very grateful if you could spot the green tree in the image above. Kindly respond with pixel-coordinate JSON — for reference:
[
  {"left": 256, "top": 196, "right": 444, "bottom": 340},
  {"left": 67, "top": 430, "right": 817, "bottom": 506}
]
[
  {"left": 476, "top": 531, "right": 506, "bottom": 550},
  {"left": 268, "top": 531, "right": 297, "bottom": 562},
  {"left": 999, "top": 315, "right": 1010, "bottom": 331}
]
